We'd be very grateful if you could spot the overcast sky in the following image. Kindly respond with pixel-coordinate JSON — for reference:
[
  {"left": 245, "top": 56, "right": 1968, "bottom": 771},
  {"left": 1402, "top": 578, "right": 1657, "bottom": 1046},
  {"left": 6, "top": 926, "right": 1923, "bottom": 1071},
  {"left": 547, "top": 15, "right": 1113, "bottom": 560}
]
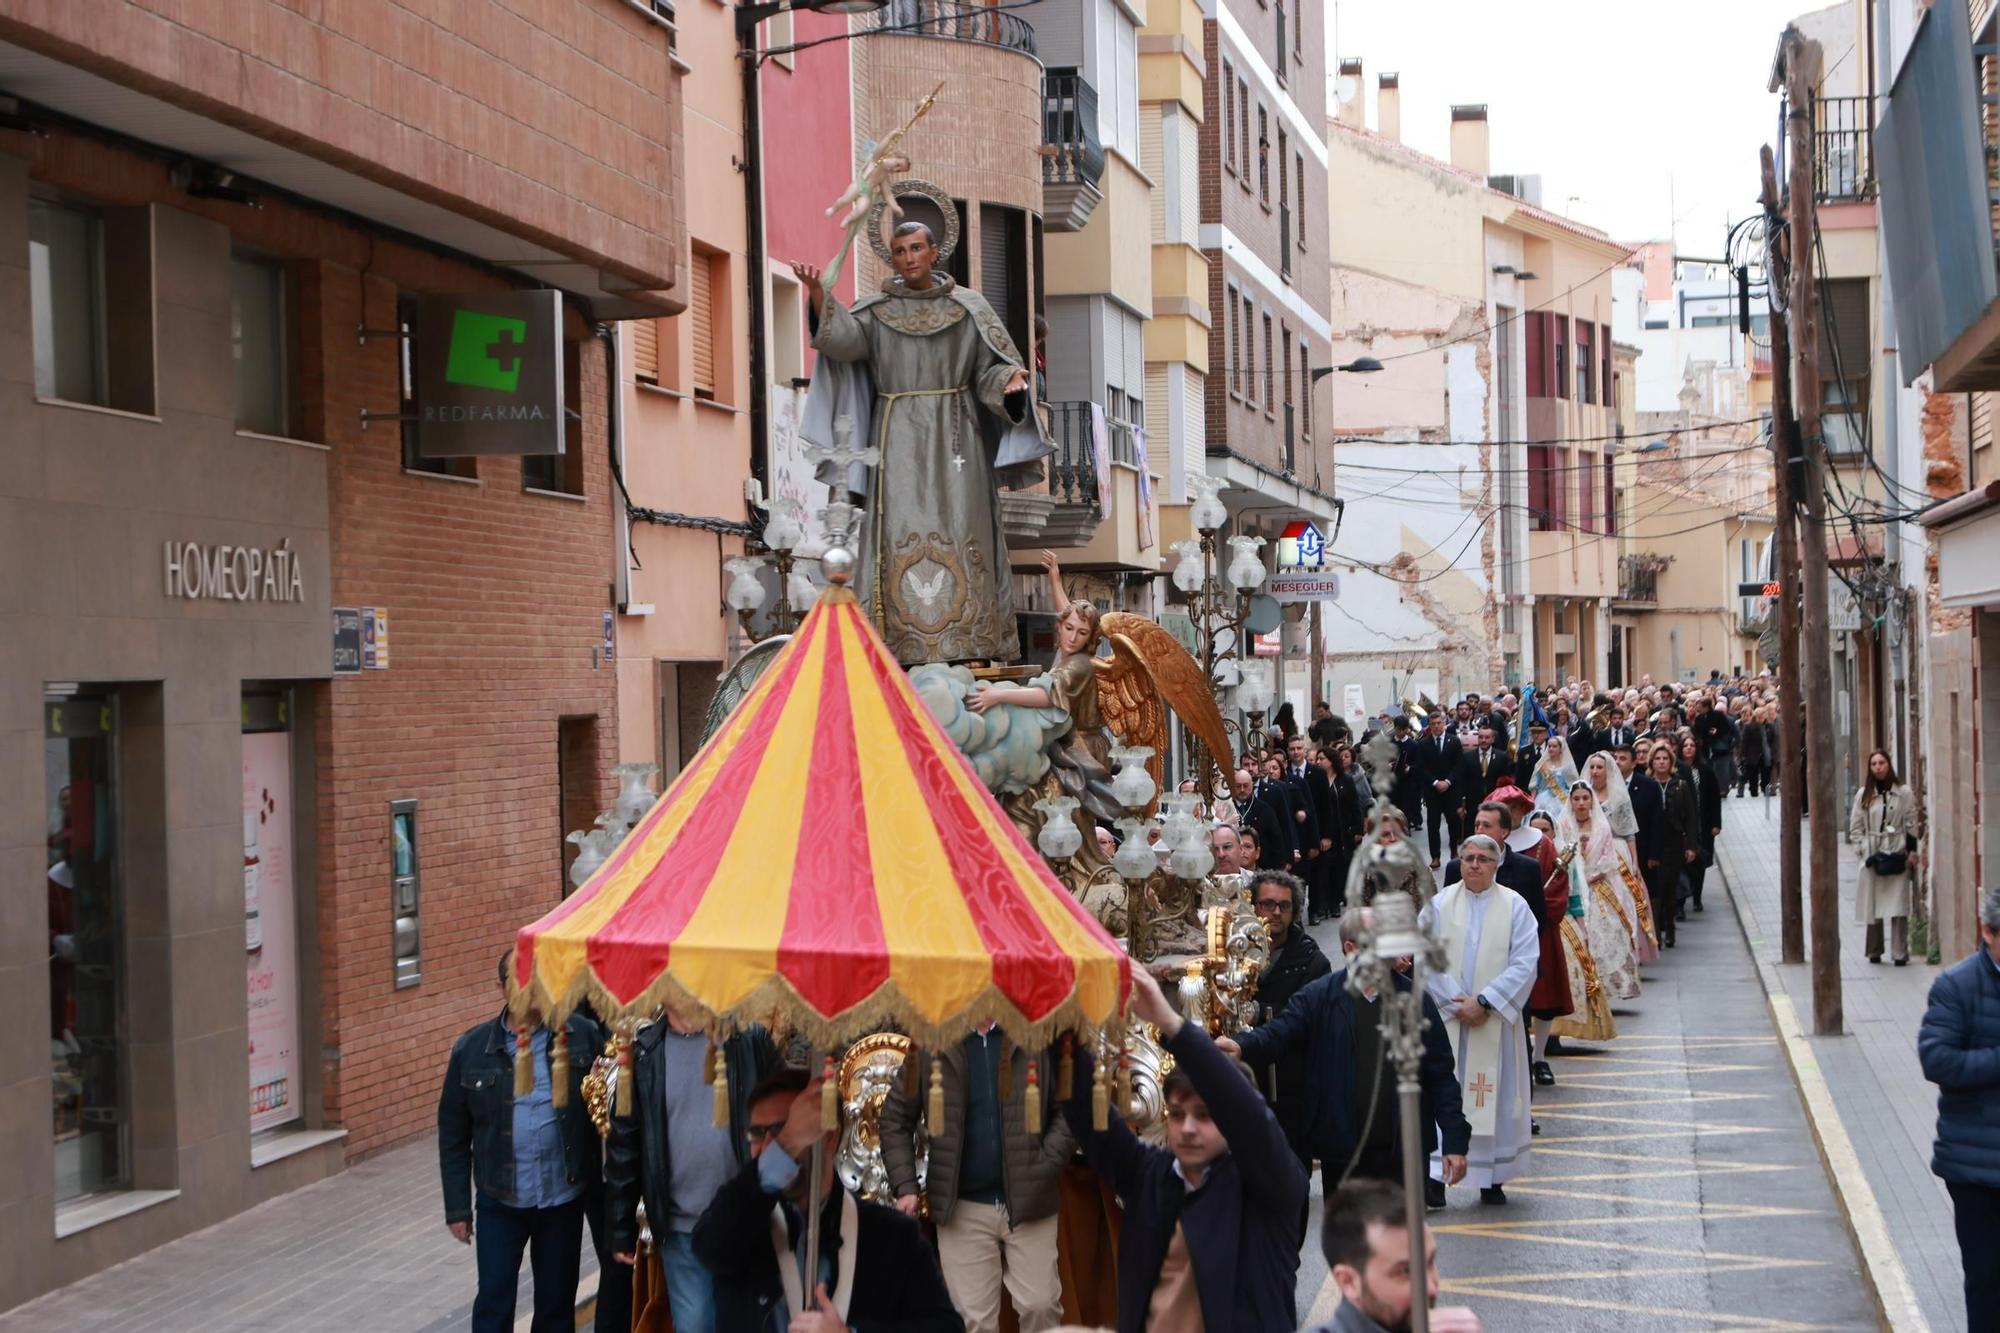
[{"left": 1326, "top": 0, "right": 1840, "bottom": 253}]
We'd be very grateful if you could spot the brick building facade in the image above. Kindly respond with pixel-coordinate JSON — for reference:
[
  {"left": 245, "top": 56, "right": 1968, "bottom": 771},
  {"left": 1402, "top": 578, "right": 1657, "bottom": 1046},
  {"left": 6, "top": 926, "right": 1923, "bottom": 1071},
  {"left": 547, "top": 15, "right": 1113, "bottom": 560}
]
[{"left": 0, "top": 2, "right": 672, "bottom": 1307}]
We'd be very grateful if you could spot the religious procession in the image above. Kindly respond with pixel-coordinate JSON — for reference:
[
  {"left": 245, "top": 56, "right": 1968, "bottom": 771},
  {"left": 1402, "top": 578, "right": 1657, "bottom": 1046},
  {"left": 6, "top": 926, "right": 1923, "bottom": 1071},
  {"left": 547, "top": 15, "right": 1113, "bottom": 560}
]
[{"left": 21, "top": 3, "right": 2000, "bottom": 1333}]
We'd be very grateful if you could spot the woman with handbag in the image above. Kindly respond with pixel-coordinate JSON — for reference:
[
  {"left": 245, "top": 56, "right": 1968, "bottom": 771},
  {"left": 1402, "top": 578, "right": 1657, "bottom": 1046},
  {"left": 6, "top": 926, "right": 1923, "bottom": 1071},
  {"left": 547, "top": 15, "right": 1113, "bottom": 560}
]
[{"left": 1848, "top": 749, "right": 1917, "bottom": 966}]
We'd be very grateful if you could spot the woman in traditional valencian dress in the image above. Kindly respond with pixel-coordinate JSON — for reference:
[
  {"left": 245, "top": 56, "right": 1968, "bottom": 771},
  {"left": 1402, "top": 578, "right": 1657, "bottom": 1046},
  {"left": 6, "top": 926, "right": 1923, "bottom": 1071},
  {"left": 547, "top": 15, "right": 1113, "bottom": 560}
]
[
  {"left": 1585, "top": 751, "right": 1658, "bottom": 962},
  {"left": 1541, "top": 799, "right": 1616, "bottom": 1045},
  {"left": 1530, "top": 734, "right": 1581, "bottom": 818},
  {"left": 1554, "top": 780, "right": 1644, "bottom": 1019}
]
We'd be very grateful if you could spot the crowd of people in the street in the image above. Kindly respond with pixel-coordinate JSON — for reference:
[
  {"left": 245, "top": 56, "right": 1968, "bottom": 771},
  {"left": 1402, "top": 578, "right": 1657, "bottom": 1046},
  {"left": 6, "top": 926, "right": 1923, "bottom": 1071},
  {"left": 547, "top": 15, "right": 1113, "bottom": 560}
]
[{"left": 433, "top": 665, "right": 1994, "bottom": 1333}]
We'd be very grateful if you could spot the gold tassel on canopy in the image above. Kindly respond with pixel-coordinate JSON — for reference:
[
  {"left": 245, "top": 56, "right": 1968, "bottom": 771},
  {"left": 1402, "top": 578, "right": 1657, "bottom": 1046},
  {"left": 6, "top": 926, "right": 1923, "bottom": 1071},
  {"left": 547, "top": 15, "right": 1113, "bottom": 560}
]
[
  {"left": 929, "top": 1059, "right": 946, "bottom": 1131},
  {"left": 550, "top": 1025, "right": 570, "bottom": 1108},
  {"left": 1024, "top": 1057, "right": 1042, "bottom": 1135},
  {"left": 1056, "top": 1036, "right": 1075, "bottom": 1101},
  {"left": 1090, "top": 1057, "right": 1109, "bottom": 1131},
  {"left": 514, "top": 1024, "right": 534, "bottom": 1097},
  {"left": 614, "top": 1028, "right": 634, "bottom": 1117},
  {"left": 712, "top": 1050, "right": 729, "bottom": 1129},
  {"left": 820, "top": 1055, "right": 839, "bottom": 1132}
]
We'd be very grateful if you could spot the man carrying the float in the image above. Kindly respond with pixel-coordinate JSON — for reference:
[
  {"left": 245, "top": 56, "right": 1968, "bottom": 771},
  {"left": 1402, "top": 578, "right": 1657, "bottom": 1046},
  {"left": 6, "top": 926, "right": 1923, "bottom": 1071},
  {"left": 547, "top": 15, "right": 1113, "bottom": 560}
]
[{"left": 1418, "top": 834, "right": 1540, "bottom": 1205}]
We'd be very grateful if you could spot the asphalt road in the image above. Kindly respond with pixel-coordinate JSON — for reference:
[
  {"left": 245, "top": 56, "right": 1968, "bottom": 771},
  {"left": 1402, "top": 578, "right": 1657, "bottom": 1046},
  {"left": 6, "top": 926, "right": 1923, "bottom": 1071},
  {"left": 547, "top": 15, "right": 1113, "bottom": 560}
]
[{"left": 1291, "top": 875, "right": 1879, "bottom": 1331}]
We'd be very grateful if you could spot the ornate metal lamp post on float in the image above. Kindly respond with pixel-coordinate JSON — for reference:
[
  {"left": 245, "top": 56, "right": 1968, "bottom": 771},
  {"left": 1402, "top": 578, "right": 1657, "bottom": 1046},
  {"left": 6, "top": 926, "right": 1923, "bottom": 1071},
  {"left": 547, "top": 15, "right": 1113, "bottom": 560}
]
[{"left": 1170, "top": 473, "right": 1281, "bottom": 785}]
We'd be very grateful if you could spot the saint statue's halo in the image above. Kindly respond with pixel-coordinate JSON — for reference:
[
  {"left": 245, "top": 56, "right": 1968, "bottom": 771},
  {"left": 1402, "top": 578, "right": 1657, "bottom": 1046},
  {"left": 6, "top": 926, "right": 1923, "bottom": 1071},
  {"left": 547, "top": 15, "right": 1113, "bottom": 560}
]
[{"left": 867, "top": 178, "right": 960, "bottom": 266}]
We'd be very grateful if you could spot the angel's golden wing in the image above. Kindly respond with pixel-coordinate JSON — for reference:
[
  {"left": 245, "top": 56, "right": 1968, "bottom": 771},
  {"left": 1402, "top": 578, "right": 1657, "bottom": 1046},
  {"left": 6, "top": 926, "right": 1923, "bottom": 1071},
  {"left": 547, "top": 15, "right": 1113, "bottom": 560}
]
[{"left": 1092, "top": 613, "right": 1234, "bottom": 801}]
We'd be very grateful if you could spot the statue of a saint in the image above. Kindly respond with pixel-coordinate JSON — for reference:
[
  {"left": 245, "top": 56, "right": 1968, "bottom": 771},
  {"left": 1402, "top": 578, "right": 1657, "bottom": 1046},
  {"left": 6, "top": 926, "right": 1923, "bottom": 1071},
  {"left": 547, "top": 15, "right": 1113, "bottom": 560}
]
[{"left": 794, "top": 222, "right": 1039, "bottom": 666}]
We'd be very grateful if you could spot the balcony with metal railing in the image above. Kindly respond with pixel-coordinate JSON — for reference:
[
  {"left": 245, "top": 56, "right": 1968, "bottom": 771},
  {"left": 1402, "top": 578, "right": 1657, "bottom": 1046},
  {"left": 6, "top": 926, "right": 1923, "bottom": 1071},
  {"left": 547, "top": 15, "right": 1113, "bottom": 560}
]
[
  {"left": 1043, "top": 69, "right": 1105, "bottom": 232},
  {"left": 874, "top": 0, "right": 1038, "bottom": 54},
  {"left": 1615, "top": 553, "right": 1663, "bottom": 606},
  {"left": 1812, "top": 94, "right": 1876, "bottom": 201}
]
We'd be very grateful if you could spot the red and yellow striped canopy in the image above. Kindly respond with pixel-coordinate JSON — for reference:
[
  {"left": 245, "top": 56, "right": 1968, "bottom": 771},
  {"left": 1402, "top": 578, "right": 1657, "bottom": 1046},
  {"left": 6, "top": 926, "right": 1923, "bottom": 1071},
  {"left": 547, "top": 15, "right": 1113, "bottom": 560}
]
[{"left": 513, "top": 586, "right": 1132, "bottom": 1047}]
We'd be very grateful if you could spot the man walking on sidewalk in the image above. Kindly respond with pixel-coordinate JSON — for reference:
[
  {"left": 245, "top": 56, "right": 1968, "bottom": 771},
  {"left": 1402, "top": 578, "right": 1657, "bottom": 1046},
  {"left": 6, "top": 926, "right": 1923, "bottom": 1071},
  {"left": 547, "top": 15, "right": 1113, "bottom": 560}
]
[
  {"left": 1919, "top": 885, "right": 2000, "bottom": 1330},
  {"left": 438, "top": 950, "right": 604, "bottom": 1333}
]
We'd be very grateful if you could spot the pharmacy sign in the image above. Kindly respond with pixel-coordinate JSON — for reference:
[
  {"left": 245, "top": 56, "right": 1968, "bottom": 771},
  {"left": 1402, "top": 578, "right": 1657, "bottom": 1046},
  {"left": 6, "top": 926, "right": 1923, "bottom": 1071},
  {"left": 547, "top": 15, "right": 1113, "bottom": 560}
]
[{"left": 416, "top": 291, "right": 564, "bottom": 456}]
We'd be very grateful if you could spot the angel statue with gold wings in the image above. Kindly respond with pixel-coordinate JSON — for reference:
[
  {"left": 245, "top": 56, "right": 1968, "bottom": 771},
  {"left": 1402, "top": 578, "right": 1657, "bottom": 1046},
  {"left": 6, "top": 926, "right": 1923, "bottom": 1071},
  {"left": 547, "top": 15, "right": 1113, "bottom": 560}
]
[{"left": 911, "top": 553, "right": 1232, "bottom": 924}]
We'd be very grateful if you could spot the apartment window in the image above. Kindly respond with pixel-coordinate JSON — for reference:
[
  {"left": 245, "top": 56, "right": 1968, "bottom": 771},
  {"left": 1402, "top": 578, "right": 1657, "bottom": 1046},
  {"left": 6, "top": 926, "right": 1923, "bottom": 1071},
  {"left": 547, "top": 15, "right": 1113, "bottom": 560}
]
[
  {"left": 29, "top": 195, "right": 153, "bottom": 414},
  {"left": 31, "top": 198, "right": 104, "bottom": 404},
  {"left": 1495, "top": 306, "right": 1517, "bottom": 439},
  {"left": 523, "top": 338, "right": 585, "bottom": 496},
  {"left": 1294, "top": 0, "right": 1303, "bottom": 52},
  {"left": 1819, "top": 277, "right": 1869, "bottom": 458},
  {"left": 631, "top": 317, "right": 661, "bottom": 384},
  {"left": 1575, "top": 320, "right": 1594, "bottom": 405},
  {"left": 399, "top": 297, "right": 478, "bottom": 479},
  {"left": 232, "top": 252, "right": 303, "bottom": 439},
  {"left": 770, "top": 275, "right": 805, "bottom": 387},
  {"left": 47, "top": 689, "right": 128, "bottom": 1201},
  {"left": 1281, "top": 320, "right": 1293, "bottom": 412},
  {"left": 1295, "top": 152, "right": 1308, "bottom": 250},
  {"left": 1527, "top": 444, "right": 1558, "bottom": 530},
  {"left": 1602, "top": 338, "right": 1613, "bottom": 411},
  {"left": 1278, "top": 129, "right": 1290, "bottom": 207},
  {"left": 1299, "top": 340, "right": 1311, "bottom": 444},
  {"left": 690, "top": 247, "right": 719, "bottom": 401},
  {"left": 1576, "top": 450, "right": 1596, "bottom": 530},
  {"left": 1257, "top": 108, "right": 1271, "bottom": 203},
  {"left": 1553, "top": 315, "right": 1569, "bottom": 401},
  {"left": 1223, "top": 65, "right": 1236, "bottom": 171},
  {"left": 1604, "top": 460, "right": 1619, "bottom": 535},
  {"left": 1237, "top": 77, "right": 1251, "bottom": 184},
  {"left": 1232, "top": 296, "right": 1248, "bottom": 404},
  {"left": 557, "top": 717, "right": 601, "bottom": 896},
  {"left": 1262, "top": 314, "right": 1274, "bottom": 412},
  {"left": 1227, "top": 283, "right": 1241, "bottom": 395}
]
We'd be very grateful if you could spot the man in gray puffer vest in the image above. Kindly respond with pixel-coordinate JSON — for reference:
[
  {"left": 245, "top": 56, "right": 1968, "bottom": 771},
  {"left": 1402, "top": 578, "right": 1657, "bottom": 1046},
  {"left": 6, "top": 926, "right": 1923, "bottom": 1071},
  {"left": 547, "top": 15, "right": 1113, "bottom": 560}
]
[
  {"left": 1920, "top": 884, "right": 2000, "bottom": 1330},
  {"left": 880, "top": 1026, "right": 1074, "bottom": 1333}
]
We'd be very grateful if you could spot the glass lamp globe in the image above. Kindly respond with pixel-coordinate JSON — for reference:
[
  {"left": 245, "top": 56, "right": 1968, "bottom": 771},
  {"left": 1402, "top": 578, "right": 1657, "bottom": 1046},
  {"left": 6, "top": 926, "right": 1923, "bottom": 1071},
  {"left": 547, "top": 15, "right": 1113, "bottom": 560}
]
[
  {"left": 763, "top": 498, "right": 806, "bottom": 554},
  {"left": 787, "top": 568, "right": 821, "bottom": 613},
  {"left": 1169, "top": 840, "right": 1215, "bottom": 881},
  {"left": 1033, "top": 796, "right": 1084, "bottom": 860},
  {"left": 1113, "top": 818, "right": 1160, "bottom": 880},
  {"left": 1171, "top": 540, "right": 1207, "bottom": 594},
  {"left": 1236, "top": 660, "right": 1275, "bottom": 715},
  {"left": 1224, "top": 535, "right": 1268, "bottom": 590},
  {"left": 612, "top": 762, "right": 661, "bottom": 825},
  {"left": 723, "top": 555, "right": 768, "bottom": 612},
  {"left": 1108, "top": 745, "right": 1157, "bottom": 810},
  {"left": 1187, "top": 474, "right": 1229, "bottom": 533}
]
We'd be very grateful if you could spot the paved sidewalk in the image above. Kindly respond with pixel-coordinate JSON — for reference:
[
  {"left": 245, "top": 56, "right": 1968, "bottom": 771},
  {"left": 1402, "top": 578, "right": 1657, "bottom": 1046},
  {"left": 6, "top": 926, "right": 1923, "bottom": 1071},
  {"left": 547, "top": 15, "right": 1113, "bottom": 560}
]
[
  {"left": 0, "top": 1137, "right": 601, "bottom": 1332},
  {"left": 1715, "top": 793, "right": 1962, "bottom": 1333}
]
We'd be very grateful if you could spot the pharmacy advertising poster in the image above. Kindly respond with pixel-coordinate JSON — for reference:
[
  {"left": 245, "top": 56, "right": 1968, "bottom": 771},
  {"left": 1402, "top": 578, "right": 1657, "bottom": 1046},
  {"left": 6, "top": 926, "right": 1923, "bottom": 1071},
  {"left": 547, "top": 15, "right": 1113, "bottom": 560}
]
[{"left": 244, "top": 731, "right": 300, "bottom": 1132}]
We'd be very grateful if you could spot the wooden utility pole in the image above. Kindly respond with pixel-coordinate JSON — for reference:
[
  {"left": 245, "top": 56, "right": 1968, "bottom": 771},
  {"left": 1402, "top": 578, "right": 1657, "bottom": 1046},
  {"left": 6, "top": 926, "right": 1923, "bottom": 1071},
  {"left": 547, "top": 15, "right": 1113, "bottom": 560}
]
[
  {"left": 1780, "top": 28, "right": 1844, "bottom": 1035},
  {"left": 1760, "top": 145, "right": 1806, "bottom": 967}
]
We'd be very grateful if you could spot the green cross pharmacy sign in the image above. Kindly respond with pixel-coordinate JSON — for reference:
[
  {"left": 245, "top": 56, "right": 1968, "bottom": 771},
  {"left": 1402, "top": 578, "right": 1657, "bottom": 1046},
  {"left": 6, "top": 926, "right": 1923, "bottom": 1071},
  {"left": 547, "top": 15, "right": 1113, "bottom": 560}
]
[{"left": 415, "top": 290, "right": 564, "bottom": 457}]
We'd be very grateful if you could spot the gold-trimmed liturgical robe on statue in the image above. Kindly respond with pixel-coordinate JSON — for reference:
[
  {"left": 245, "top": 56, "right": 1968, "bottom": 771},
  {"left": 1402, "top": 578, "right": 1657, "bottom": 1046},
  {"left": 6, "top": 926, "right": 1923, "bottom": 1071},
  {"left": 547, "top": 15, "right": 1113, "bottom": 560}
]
[{"left": 810, "top": 272, "right": 1042, "bottom": 666}]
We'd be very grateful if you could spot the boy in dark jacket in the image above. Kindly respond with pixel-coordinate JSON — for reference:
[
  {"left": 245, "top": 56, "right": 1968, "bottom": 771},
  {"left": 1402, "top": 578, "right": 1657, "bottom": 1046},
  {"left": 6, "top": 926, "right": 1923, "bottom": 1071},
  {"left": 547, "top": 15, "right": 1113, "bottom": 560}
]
[
  {"left": 1919, "top": 887, "right": 2000, "bottom": 1330},
  {"left": 1064, "top": 966, "right": 1308, "bottom": 1332}
]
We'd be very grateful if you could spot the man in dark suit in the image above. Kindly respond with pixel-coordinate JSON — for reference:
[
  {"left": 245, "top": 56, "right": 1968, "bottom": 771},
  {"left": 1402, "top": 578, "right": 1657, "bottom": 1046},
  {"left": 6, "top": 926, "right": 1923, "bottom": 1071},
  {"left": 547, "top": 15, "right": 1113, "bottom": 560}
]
[
  {"left": 1445, "top": 803, "right": 1549, "bottom": 937},
  {"left": 1284, "top": 736, "right": 1335, "bottom": 919},
  {"left": 1391, "top": 716, "right": 1424, "bottom": 833},
  {"left": 1456, "top": 725, "right": 1513, "bottom": 804},
  {"left": 1259, "top": 753, "right": 1312, "bottom": 870},
  {"left": 1597, "top": 705, "right": 1635, "bottom": 753},
  {"left": 1231, "top": 765, "right": 1294, "bottom": 868},
  {"left": 1414, "top": 713, "right": 1464, "bottom": 868}
]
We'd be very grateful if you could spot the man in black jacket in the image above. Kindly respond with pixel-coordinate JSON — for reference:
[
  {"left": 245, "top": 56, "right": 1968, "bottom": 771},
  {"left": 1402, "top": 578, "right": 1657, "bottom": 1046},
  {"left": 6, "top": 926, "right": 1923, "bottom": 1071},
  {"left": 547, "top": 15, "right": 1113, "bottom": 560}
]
[
  {"left": 693, "top": 1067, "right": 962, "bottom": 1333},
  {"left": 1414, "top": 714, "right": 1465, "bottom": 869},
  {"left": 1631, "top": 745, "right": 1699, "bottom": 948},
  {"left": 438, "top": 951, "right": 605, "bottom": 1333},
  {"left": 1247, "top": 870, "right": 1332, "bottom": 1160},
  {"left": 1286, "top": 735, "right": 1337, "bottom": 920},
  {"left": 1231, "top": 765, "right": 1294, "bottom": 868},
  {"left": 1919, "top": 886, "right": 2000, "bottom": 1331},
  {"left": 605, "top": 1014, "right": 779, "bottom": 1332},
  {"left": 1455, "top": 726, "right": 1513, "bottom": 805},
  {"left": 1066, "top": 966, "right": 1307, "bottom": 1332},
  {"left": 1223, "top": 914, "right": 1470, "bottom": 1207}
]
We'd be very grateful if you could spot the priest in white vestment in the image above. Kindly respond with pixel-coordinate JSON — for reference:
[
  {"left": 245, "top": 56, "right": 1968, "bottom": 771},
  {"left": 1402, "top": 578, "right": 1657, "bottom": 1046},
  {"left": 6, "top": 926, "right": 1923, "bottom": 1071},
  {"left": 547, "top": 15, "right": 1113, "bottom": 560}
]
[{"left": 1419, "top": 833, "right": 1540, "bottom": 1203}]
